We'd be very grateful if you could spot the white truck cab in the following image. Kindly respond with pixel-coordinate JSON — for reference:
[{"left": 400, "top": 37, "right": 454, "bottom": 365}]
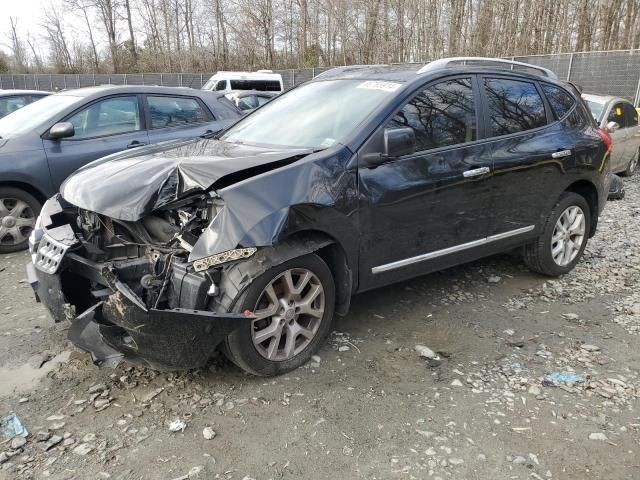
[{"left": 202, "top": 70, "right": 283, "bottom": 93}]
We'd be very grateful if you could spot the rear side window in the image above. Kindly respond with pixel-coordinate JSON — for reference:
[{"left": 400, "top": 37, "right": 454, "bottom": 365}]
[
  {"left": 147, "top": 96, "right": 212, "bottom": 129},
  {"left": 229, "top": 80, "right": 281, "bottom": 91},
  {"left": 484, "top": 78, "right": 546, "bottom": 136},
  {"left": 541, "top": 84, "right": 575, "bottom": 119},
  {"left": 388, "top": 77, "right": 477, "bottom": 151}
]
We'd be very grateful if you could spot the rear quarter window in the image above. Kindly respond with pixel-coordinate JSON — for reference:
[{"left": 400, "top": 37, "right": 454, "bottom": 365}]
[{"left": 541, "top": 84, "right": 575, "bottom": 120}]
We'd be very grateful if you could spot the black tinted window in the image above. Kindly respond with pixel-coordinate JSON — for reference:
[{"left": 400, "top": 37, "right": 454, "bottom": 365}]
[
  {"left": 229, "top": 80, "right": 281, "bottom": 91},
  {"left": 484, "top": 78, "right": 546, "bottom": 136},
  {"left": 541, "top": 84, "right": 575, "bottom": 119},
  {"left": 388, "top": 78, "right": 477, "bottom": 151},
  {"left": 623, "top": 103, "right": 638, "bottom": 127}
]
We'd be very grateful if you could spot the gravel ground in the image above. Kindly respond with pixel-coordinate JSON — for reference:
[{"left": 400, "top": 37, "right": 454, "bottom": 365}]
[{"left": 0, "top": 176, "right": 639, "bottom": 480}]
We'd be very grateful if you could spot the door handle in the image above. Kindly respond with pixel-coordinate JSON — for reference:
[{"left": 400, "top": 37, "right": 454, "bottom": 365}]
[
  {"left": 463, "top": 166, "right": 490, "bottom": 178},
  {"left": 127, "top": 140, "right": 147, "bottom": 149},
  {"left": 551, "top": 149, "right": 572, "bottom": 158}
]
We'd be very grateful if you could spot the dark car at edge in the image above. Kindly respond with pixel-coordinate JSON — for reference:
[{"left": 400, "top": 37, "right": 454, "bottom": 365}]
[{"left": 26, "top": 58, "right": 612, "bottom": 375}]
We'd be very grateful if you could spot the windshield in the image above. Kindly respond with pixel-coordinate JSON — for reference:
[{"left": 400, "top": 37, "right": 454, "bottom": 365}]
[
  {"left": 586, "top": 100, "right": 605, "bottom": 121},
  {"left": 222, "top": 79, "right": 403, "bottom": 149},
  {"left": 0, "top": 94, "right": 81, "bottom": 138}
]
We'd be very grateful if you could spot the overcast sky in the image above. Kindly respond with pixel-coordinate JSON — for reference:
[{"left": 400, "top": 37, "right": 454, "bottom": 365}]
[{"left": 1, "top": 0, "right": 81, "bottom": 56}]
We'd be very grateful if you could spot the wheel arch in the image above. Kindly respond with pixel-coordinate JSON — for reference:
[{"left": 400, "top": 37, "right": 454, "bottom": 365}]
[
  {"left": 0, "top": 181, "right": 47, "bottom": 205},
  {"left": 216, "top": 230, "right": 354, "bottom": 317},
  {"left": 564, "top": 180, "right": 598, "bottom": 237}
]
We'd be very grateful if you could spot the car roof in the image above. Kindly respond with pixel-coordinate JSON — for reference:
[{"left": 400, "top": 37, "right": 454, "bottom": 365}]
[
  {"left": 582, "top": 93, "right": 630, "bottom": 105},
  {"left": 0, "top": 89, "right": 50, "bottom": 96},
  {"left": 311, "top": 63, "right": 566, "bottom": 88},
  {"left": 55, "top": 85, "right": 227, "bottom": 100}
]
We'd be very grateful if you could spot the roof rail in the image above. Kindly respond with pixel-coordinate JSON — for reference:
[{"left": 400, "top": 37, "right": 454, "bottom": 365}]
[
  {"left": 416, "top": 57, "right": 558, "bottom": 79},
  {"left": 314, "top": 64, "right": 387, "bottom": 79}
]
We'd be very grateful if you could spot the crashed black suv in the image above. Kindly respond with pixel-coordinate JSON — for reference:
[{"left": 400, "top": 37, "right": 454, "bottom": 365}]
[{"left": 27, "top": 58, "right": 612, "bottom": 375}]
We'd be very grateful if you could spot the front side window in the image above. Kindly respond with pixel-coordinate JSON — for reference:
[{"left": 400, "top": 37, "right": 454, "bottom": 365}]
[
  {"left": 484, "top": 78, "right": 546, "bottom": 136},
  {"left": 67, "top": 96, "right": 140, "bottom": 139},
  {"left": 387, "top": 77, "right": 477, "bottom": 151},
  {"left": 147, "top": 96, "right": 211, "bottom": 129},
  {"left": 541, "top": 84, "right": 575, "bottom": 120},
  {"left": 215, "top": 80, "right": 227, "bottom": 91},
  {"left": 608, "top": 102, "right": 626, "bottom": 127}
]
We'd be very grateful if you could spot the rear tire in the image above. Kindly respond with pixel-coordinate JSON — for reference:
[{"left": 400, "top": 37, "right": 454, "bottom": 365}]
[
  {"left": 621, "top": 148, "right": 638, "bottom": 177},
  {"left": 523, "top": 192, "right": 591, "bottom": 276},
  {"left": 0, "top": 187, "right": 41, "bottom": 253},
  {"left": 223, "top": 253, "right": 335, "bottom": 376}
]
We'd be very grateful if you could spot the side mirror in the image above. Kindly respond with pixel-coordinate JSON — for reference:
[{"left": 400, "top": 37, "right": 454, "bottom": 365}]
[
  {"left": 606, "top": 121, "right": 620, "bottom": 133},
  {"left": 49, "top": 122, "right": 75, "bottom": 140},
  {"left": 384, "top": 127, "right": 416, "bottom": 157}
]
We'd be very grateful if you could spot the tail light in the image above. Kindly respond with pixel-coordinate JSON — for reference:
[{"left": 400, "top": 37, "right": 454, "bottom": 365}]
[{"left": 597, "top": 128, "right": 613, "bottom": 153}]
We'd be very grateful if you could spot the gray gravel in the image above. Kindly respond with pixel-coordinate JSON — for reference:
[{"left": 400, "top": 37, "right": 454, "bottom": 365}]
[{"left": 0, "top": 175, "right": 639, "bottom": 479}]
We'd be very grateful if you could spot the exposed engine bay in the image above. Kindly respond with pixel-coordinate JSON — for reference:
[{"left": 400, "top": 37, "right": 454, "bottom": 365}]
[{"left": 35, "top": 192, "right": 226, "bottom": 312}]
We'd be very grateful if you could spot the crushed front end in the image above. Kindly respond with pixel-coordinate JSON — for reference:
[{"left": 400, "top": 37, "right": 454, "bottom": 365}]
[{"left": 26, "top": 194, "right": 253, "bottom": 370}]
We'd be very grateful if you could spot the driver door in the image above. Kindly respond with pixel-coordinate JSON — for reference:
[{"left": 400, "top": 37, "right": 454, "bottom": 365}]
[
  {"left": 43, "top": 95, "right": 149, "bottom": 188},
  {"left": 358, "top": 76, "right": 494, "bottom": 290}
]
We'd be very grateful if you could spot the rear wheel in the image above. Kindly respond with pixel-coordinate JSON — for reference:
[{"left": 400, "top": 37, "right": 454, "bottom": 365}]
[
  {"left": 0, "top": 187, "right": 41, "bottom": 253},
  {"left": 622, "top": 148, "right": 638, "bottom": 177},
  {"left": 224, "top": 253, "right": 335, "bottom": 376},
  {"left": 523, "top": 192, "right": 591, "bottom": 276}
]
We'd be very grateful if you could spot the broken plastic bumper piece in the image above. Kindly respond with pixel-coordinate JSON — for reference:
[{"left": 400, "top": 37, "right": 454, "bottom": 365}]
[{"left": 27, "top": 257, "right": 254, "bottom": 371}]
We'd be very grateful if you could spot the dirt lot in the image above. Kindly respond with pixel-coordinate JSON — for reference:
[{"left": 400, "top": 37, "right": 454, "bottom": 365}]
[{"left": 1, "top": 176, "right": 639, "bottom": 480}]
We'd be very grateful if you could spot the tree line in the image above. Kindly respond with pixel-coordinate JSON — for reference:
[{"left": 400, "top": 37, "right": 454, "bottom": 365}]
[{"left": 3, "top": 0, "right": 640, "bottom": 74}]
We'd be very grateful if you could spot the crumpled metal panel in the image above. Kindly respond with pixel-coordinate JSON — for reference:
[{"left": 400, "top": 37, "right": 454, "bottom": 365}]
[
  {"left": 189, "top": 144, "right": 360, "bottom": 264},
  {"left": 60, "top": 138, "right": 311, "bottom": 221}
]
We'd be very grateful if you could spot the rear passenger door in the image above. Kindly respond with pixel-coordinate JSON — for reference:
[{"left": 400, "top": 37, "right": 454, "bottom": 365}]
[
  {"left": 482, "top": 77, "right": 572, "bottom": 238},
  {"left": 144, "top": 94, "right": 223, "bottom": 144}
]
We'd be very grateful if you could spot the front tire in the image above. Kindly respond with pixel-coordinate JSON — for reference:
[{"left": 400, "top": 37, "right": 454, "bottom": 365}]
[
  {"left": 523, "top": 192, "right": 591, "bottom": 276},
  {"left": 224, "top": 253, "right": 335, "bottom": 376},
  {"left": 622, "top": 148, "right": 638, "bottom": 177},
  {"left": 0, "top": 187, "right": 41, "bottom": 253}
]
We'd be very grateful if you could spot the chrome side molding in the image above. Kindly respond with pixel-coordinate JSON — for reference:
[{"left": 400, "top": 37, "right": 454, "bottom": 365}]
[{"left": 371, "top": 225, "right": 535, "bottom": 274}]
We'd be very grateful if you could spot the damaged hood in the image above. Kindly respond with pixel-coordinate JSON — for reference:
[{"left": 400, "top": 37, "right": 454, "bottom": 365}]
[{"left": 60, "top": 138, "right": 312, "bottom": 221}]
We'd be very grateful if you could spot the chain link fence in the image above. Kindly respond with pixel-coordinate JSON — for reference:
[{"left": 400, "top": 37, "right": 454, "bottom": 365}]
[{"left": 1, "top": 49, "right": 639, "bottom": 105}]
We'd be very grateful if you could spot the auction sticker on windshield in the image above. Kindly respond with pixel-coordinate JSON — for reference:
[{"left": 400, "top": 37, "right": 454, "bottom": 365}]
[{"left": 356, "top": 81, "right": 402, "bottom": 92}]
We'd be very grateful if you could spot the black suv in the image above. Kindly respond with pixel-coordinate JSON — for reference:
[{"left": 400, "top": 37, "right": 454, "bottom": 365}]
[{"left": 27, "top": 58, "right": 612, "bottom": 375}]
